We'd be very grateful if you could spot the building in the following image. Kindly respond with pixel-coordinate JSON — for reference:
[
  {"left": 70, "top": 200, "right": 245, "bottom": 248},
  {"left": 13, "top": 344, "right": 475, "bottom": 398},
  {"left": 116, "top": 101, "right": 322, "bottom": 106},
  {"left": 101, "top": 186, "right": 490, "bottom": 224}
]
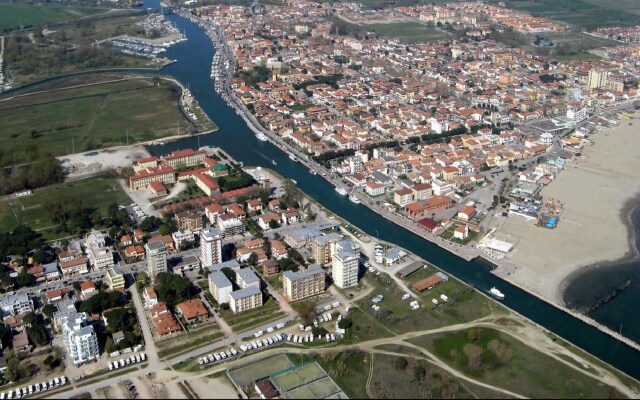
[
  {"left": 454, "top": 224, "right": 469, "bottom": 240},
  {"left": 200, "top": 227, "right": 222, "bottom": 266},
  {"left": 282, "top": 263, "right": 325, "bottom": 302},
  {"left": 175, "top": 211, "right": 203, "bottom": 231},
  {"left": 236, "top": 268, "right": 260, "bottom": 289},
  {"left": 60, "top": 312, "right": 100, "bottom": 365},
  {"left": 129, "top": 166, "right": 176, "bottom": 191},
  {"left": 106, "top": 265, "right": 125, "bottom": 290},
  {"left": 85, "top": 245, "right": 114, "bottom": 270},
  {"left": 229, "top": 286, "right": 263, "bottom": 314},
  {"left": 170, "top": 255, "right": 201, "bottom": 274},
  {"left": 43, "top": 262, "right": 61, "bottom": 281},
  {"left": 144, "top": 287, "right": 159, "bottom": 308},
  {"left": 60, "top": 257, "right": 89, "bottom": 278},
  {"left": 405, "top": 196, "right": 454, "bottom": 219},
  {"left": 80, "top": 281, "right": 97, "bottom": 300},
  {"left": 310, "top": 233, "right": 343, "bottom": 265},
  {"left": 176, "top": 299, "right": 209, "bottom": 324},
  {"left": 332, "top": 251, "right": 359, "bottom": 289},
  {"left": 0, "top": 294, "right": 33, "bottom": 318},
  {"left": 172, "top": 230, "right": 195, "bottom": 250},
  {"left": 587, "top": 68, "right": 610, "bottom": 90},
  {"left": 216, "top": 213, "right": 246, "bottom": 236},
  {"left": 163, "top": 149, "right": 206, "bottom": 168},
  {"left": 145, "top": 241, "right": 168, "bottom": 281},
  {"left": 209, "top": 271, "right": 233, "bottom": 304}
]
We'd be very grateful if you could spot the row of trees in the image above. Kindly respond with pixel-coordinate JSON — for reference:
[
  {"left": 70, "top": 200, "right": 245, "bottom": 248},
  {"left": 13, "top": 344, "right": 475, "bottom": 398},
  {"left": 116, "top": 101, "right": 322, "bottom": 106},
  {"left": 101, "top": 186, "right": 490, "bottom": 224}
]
[{"left": 0, "top": 153, "right": 65, "bottom": 195}]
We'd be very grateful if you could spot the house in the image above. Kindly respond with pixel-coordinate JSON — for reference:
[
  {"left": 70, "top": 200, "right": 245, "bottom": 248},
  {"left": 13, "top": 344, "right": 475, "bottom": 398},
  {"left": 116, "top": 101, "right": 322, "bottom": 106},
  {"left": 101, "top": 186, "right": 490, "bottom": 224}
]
[
  {"left": 454, "top": 224, "right": 469, "bottom": 240},
  {"left": 394, "top": 188, "right": 413, "bottom": 206},
  {"left": 176, "top": 299, "right": 209, "bottom": 324},
  {"left": 125, "top": 245, "right": 145, "bottom": 260},
  {"left": 261, "top": 259, "right": 280, "bottom": 276},
  {"left": 12, "top": 332, "right": 32, "bottom": 355},
  {"left": 43, "top": 262, "right": 61, "bottom": 281},
  {"left": 46, "top": 288, "right": 70, "bottom": 304},
  {"left": 0, "top": 294, "right": 33, "bottom": 318},
  {"left": 268, "top": 199, "right": 281, "bottom": 211},
  {"left": 60, "top": 257, "right": 89, "bottom": 278},
  {"left": 80, "top": 281, "right": 97, "bottom": 300},
  {"left": 246, "top": 199, "right": 263, "bottom": 214},
  {"left": 258, "top": 213, "right": 281, "bottom": 230},
  {"left": 144, "top": 287, "right": 159, "bottom": 308},
  {"left": 457, "top": 205, "right": 477, "bottom": 222},
  {"left": 365, "top": 181, "right": 386, "bottom": 196},
  {"left": 172, "top": 230, "right": 195, "bottom": 250},
  {"left": 255, "top": 379, "right": 279, "bottom": 399},
  {"left": 280, "top": 208, "right": 299, "bottom": 225}
]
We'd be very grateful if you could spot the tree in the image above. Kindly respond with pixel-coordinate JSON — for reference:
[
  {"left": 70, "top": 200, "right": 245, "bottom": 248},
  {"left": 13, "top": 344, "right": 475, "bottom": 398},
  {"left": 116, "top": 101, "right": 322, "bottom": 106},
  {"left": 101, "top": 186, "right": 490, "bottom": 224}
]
[
  {"left": 292, "top": 300, "right": 317, "bottom": 326},
  {"left": 16, "top": 268, "right": 33, "bottom": 288},
  {"left": 248, "top": 253, "right": 258, "bottom": 266},
  {"left": 73, "top": 281, "right": 81, "bottom": 293},
  {"left": 42, "top": 304, "right": 56, "bottom": 319},
  {"left": 394, "top": 357, "right": 408, "bottom": 370},
  {"left": 413, "top": 365, "right": 427, "bottom": 381},
  {"left": 105, "top": 336, "right": 116, "bottom": 354},
  {"left": 5, "top": 350, "right": 19, "bottom": 382},
  {"left": 268, "top": 219, "right": 280, "bottom": 229},
  {"left": 136, "top": 272, "right": 150, "bottom": 290},
  {"left": 23, "top": 312, "right": 36, "bottom": 325},
  {"left": 220, "top": 302, "right": 230, "bottom": 310},
  {"left": 338, "top": 317, "right": 352, "bottom": 330}
]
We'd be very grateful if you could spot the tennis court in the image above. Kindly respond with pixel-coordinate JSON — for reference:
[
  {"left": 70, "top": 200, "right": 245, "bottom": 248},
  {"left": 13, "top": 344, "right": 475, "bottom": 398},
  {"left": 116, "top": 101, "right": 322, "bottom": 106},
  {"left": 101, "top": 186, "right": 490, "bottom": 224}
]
[
  {"left": 272, "top": 362, "right": 327, "bottom": 391},
  {"left": 284, "top": 376, "right": 345, "bottom": 399},
  {"left": 228, "top": 354, "right": 294, "bottom": 386}
]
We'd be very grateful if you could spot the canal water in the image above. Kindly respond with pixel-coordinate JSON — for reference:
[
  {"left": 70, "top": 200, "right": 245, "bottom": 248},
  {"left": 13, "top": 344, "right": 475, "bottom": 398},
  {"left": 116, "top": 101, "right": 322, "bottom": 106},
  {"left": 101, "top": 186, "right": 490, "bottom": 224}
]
[{"left": 144, "top": 0, "right": 640, "bottom": 379}]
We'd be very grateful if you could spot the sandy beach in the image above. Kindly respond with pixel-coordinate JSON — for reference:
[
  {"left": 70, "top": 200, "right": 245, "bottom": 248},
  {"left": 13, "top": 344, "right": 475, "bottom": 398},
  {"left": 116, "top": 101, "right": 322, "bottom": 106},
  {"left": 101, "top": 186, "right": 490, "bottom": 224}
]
[{"left": 492, "top": 119, "right": 640, "bottom": 305}]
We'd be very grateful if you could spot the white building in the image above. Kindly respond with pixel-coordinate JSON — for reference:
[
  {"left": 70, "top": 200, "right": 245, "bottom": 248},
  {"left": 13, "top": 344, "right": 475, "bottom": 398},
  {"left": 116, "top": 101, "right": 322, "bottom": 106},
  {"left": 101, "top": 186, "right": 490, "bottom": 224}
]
[
  {"left": 86, "top": 245, "right": 114, "bottom": 270},
  {"left": 61, "top": 312, "right": 99, "bottom": 365},
  {"left": 331, "top": 251, "right": 359, "bottom": 289},
  {"left": 200, "top": 227, "right": 222, "bottom": 266},
  {"left": 229, "top": 286, "right": 263, "bottom": 314},
  {"left": 236, "top": 268, "right": 260, "bottom": 289},
  {"left": 172, "top": 229, "right": 195, "bottom": 250},
  {"left": 0, "top": 293, "right": 33, "bottom": 318},
  {"left": 209, "top": 272, "right": 233, "bottom": 304},
  {"left": 145, "top": 241, "right": 167, "bottom": 280}
]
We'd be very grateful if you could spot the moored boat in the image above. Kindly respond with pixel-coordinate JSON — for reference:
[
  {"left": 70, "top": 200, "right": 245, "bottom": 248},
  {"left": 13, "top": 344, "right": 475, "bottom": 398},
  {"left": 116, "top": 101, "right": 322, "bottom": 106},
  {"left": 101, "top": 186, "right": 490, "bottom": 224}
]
[{"left": 335, "top": 187, "right": 347, "bottom": 196}]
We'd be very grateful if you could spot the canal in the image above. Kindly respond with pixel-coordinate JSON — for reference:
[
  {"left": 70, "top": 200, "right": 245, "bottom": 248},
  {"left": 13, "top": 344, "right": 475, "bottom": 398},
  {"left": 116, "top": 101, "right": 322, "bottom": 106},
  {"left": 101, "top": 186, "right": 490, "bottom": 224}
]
[{"left": 141, "top": 1, "right": 640, "bottom": 379}]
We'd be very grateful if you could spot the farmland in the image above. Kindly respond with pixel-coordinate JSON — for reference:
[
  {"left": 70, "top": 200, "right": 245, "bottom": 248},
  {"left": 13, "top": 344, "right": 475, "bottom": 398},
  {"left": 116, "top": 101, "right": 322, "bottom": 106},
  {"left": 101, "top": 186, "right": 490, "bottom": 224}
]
[
  {"left": 0, "top": 4, "right": 105, "bottom": 32},
  {"left": 500, "top": 0, "right": 640, "bottom": 29},
  {"left": 0, "top": 74, "right": 194, "bottom": 160}
]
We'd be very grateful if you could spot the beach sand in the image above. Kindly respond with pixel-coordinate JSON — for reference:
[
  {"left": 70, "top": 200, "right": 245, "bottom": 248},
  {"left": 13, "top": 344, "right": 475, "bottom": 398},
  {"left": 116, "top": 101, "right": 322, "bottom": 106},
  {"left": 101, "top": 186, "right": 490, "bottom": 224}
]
[{"left": 492, "top": 119, "right": 640, "bottom": 304}]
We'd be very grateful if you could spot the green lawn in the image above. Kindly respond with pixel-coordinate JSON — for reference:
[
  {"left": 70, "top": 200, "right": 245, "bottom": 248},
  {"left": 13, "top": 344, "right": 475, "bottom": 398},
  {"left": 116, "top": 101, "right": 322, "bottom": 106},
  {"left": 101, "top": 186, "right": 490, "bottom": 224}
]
[
  {"left": 361, "top": 22, "right": 449, "bottom": 43},
  {"left": 220, "top": 298, "right": 286, "bottom": 334},
  {"left": 0, "top": 74, "right": 194, "bottom": 158},
  {"left": 408, "top": 328, "right": 625, "bottom": 399},
  {"left": 0, "top": 176, "right": 130, "bottom": 237},
  {"left": 157, "top": 326, "right": 224, "bottom": 359},
  {"left": 0, "top": 4, "right": 105, "bottom": 32}
]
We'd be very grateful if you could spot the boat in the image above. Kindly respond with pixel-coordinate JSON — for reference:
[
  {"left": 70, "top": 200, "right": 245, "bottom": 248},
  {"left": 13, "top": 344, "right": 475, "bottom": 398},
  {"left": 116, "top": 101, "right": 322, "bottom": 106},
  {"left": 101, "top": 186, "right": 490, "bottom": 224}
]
[
  {"left": 272, "top": 160, "right": 277, "bottom": 165},
  {"left": 289, "top": 153, "right": 298, "bottom": 162},
  {"left": 349, "top": 195, "right": 361, "bottom": 204},
  {"left": 489, "top": 287, "right": 505, "bottom": 300},
  {"left": 335, "top": 187, "right": 347, "bottom": 196},
  {"left": 255, "top": 133, "right": 268, "bottom": 141},
  {"left": 310, "top": 170, "right": 317, "bottom": 175}
]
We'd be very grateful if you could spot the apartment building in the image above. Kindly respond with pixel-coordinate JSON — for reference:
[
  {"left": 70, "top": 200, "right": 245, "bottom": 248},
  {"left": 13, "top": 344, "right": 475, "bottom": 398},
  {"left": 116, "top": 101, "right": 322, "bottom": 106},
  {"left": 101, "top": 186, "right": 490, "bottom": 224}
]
[
  {"left": 236, "top": 268, "right": 260, "bottom": 289},
  {"left": 282, "top": 263, "right": 325, "bottom": 302},
  {"left": 106, "top": 265, "right": 125, "bottom": 290},
  {"left": 0, "top": 293, "right": 33, "bottom": 318},
  {"left": 129, "top": 166, "right": 176, "bottom": 191},
  {"left": 60, "top": 312, "right": 100, "bottom": 365},
  {"left": 332, "top": 251, "right": 360, "bottom": 289},
  {"left": 310, "top": 233, "right": 343, "bottom": 265},
  {"left": 209, "top": 271, "right": 233, "bottom": 304},
  {"left": 145, "top": 241, "right": 168, "bottom": 280},
  {"left": 200, "top": 227, "right": 222, "bottom": 266},
  {"left": 175, "top": 211, "right": 203, "bottom": 231},
  {"left": 229, "top": 286, "right": 263, "bottom": 314},
  {"left": 86, "top": 245, "right": 114, "bottom": 270}
]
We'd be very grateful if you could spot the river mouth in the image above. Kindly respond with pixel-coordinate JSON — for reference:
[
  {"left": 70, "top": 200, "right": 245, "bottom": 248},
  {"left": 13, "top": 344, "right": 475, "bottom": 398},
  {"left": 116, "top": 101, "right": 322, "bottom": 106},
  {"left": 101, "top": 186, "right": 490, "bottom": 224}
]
[{"left": 562, "top": 201, "right": 640, "bottom": 343}]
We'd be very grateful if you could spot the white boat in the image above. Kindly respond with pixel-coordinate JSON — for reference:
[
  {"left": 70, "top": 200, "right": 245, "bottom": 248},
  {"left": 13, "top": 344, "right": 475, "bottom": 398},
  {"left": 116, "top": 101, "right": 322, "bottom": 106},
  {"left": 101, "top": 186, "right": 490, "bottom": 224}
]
[
  {"left": 310, "top": 170, "right": 317, "bottom": 175},
  {"left": 335, "top": 187, "right": 347, "bottom": 196},
  {"left": 489, "top": 287, "right": 505, "bottom": 300},
  {"left": 349, "top": 195, "right": 361, "bottom": 204},
  {"left": 272, "top": 160, "right": 277, "bottom": 166},
  {"left": 289, "top": 153, "right": 298, "bottom": 162},
  {"left": 256, "top": 133, "right": 268, "bottom": 141}
]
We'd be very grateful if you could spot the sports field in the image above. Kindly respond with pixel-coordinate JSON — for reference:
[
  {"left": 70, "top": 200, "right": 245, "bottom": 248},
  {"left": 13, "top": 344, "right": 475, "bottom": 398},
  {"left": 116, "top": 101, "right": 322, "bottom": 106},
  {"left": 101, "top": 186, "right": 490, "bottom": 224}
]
[
  {"left": 361, "top": 22, "right": 449, "bottom": 43},
  {"left": 0, "top": 74, "right": 193, "bottom": 159},
  {"left": 0, "top": 176, "right": 130, "bottom": 235},
  {"left": 0, "top": 4, "right": 105, "bottom": 32},
  {"left": 227, "top": 355, "right": 294, "bottom": 386},
  {"left": 272, "top": 362, "right": 327, "bottom": 391}
]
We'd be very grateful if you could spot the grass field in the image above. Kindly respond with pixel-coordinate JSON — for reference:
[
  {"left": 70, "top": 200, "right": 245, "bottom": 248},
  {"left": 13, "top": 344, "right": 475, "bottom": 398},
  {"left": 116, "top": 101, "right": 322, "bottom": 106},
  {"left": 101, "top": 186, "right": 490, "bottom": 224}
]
[
  {"left": 503, "top": 0, "right": 640, "bottom": 28},
  {"left": 0, "top": 4, "right": 105, "bottom": 32},
  {"left": 220, "top": 297, "right": 285, "bottom": 333},
  {"left": 408, "top": 328, "right": 624, "bottom": 399},
  {"left": 0, "top": 74, "right": 194, "bottom": 158},
  {"left": 361, "top": 22, "right": 449, "bottom": 43},
  {"left": 156, "top": 325, "right": 224, "bottom": 359},
  {"left": 0, "top": 176, "right": 130, "bottom": 235}
]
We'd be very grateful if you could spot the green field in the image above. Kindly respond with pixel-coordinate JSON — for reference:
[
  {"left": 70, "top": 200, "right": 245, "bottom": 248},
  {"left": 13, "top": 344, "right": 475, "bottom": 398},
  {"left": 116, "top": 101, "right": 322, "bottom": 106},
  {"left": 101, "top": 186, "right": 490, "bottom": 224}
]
[
  {"left": 228, "top": 354, "right": 294, "bottom": 386},
  {"left": 361, "top": 22, "right": 449, "bottom": 43},
  {"left": 220, "top": 297, "right": 285, "bottom": 333},
  {"left": 502, "top": 0, "right": 640, "bottom": 28},
  {"left": 0, "top": 4, "right": 105, "bottom": 32},
  {"left": 408, "top": 328, "right": 625, "bottom": 399},
  {"left": 0, "top": 176, "right": 130, "bottom": 236},
  {"left": 0, "top": 74, "right": 194, "bottom": 158}
]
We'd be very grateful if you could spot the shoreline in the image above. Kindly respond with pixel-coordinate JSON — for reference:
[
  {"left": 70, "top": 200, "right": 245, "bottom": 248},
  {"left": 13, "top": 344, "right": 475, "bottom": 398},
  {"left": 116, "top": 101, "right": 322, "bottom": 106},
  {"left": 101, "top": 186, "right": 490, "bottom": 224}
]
[
  {"left": 192, "top": 11, "right": 640, "bottom": 351},
  {"left": 558, "top": 196, "right": 640, "bottom": 308}
]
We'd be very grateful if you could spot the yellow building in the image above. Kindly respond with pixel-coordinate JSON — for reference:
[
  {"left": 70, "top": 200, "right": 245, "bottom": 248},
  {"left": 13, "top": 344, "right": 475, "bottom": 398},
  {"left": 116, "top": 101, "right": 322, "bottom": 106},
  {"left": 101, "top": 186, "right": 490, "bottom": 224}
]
[{"left": 106, "top": 266, "right": 125, "bottom": 290}]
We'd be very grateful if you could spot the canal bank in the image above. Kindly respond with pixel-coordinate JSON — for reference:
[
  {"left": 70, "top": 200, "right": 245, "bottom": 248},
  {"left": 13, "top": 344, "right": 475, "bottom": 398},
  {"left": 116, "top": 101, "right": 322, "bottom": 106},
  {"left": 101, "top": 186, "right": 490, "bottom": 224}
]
[{"left": 140, "top": 0, "right": 640, "bottom": 379}]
